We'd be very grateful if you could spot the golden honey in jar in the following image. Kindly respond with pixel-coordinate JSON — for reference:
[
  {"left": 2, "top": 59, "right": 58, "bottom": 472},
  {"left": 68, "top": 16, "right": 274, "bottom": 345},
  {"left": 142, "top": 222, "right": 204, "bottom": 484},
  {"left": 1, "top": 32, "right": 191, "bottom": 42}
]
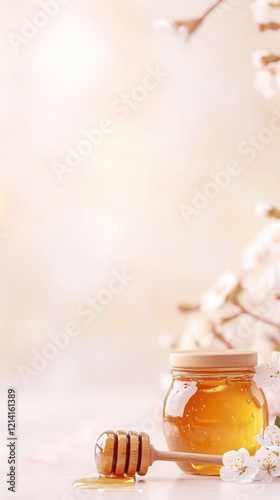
[{"left": 163, "top": 350, "right": 268, "bottom": 476}]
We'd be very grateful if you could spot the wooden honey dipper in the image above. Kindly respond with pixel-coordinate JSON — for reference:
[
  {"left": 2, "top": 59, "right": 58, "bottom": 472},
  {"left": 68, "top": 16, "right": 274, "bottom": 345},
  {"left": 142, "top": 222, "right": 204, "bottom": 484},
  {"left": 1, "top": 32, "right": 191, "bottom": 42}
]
[{"left": 95, "top": 430, "right": 223, "bottom": 477}]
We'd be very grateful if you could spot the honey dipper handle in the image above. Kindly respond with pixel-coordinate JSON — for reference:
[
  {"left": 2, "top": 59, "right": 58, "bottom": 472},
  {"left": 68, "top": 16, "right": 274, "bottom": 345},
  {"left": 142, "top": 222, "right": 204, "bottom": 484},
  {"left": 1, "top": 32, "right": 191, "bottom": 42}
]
[{"left": 150, "top": 446, "right": 223, "bottom": 466}]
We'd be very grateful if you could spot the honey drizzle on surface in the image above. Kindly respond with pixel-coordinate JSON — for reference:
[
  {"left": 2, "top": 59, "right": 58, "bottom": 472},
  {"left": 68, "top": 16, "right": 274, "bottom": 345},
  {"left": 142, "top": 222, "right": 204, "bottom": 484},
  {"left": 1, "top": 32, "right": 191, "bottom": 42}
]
[{"left": 72, "top": 475, "right": 135, "bottom": 489}]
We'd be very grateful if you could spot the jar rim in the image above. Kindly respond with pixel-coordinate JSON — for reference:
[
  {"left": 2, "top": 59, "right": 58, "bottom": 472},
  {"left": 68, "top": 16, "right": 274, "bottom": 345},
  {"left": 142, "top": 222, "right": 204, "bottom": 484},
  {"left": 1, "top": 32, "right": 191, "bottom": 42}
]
[{"left": 170, "top": 349, "right": 258, "bottom": 369}]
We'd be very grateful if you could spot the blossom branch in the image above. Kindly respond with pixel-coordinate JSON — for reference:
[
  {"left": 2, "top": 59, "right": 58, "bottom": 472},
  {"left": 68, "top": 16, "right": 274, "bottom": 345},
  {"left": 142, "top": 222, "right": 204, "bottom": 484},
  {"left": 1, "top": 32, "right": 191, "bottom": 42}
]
[
  {"left": 220, "top": 312, "right": 243, "bottom": 324},
  {"left": 259, "top": 22, "right": 280, "bottom": 31},
  {"left": 174, "top": 0, "right": 224, "bottom": 38},
  {"left": 178, "top": 303, "right": 199, "bottom": 312},
  {"left": 260, "top": 54, "right": 280, "bottom": 66},
  {"left": 234, "top": 297, "right": 280, "bottom": 330},
  {"left": 210, "top": 322, "right": 233, "bottom": 349}
]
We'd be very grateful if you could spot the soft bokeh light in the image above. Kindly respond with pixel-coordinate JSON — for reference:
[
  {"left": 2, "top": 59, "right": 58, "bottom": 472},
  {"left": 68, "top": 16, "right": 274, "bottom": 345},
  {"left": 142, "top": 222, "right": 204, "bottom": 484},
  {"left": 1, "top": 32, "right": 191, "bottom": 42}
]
[
  {"left": 1, "top": 0, "right": 280, "bottom": 388},
  {"left": 1, "top": 2, "right": 280, "bottom": 496}
]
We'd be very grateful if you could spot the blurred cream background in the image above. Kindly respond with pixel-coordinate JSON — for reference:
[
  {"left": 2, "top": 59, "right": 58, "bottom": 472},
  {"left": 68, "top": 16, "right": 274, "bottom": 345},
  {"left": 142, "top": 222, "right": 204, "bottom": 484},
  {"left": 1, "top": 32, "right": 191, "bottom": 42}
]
[
  {"left": 1, "top": 2, "right": 280, "bottom": 495},
  {"left": 1, "top": 0, "right": 280, "bottom": 396}
]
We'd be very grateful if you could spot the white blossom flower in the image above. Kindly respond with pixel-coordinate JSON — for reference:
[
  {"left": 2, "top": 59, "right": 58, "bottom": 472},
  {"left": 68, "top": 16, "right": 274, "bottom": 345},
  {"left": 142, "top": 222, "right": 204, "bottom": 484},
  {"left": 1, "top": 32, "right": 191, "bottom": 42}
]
[
  {"left": 201, "top": 272, "right": 238, "bottom": 312},
  {"left": 255, "top": 424, "right": 280, "bottom": 448},
  {"left": 275, "top": 68, "right": 280, "bottom": 89},
  {"left": 251, "top": 2, "right": 270, "bottom": 25},
  {"left": 248, "top": 448, "right": 280, "bottom": 482},
  {"left": 242, "top": 243, "right": 269, "bottom": 272},
  {"left": 253, "top": 357, "right": 280, "bottom": 388},
  {"left": 240, "top": 265, "right": 276, "bottom": 303},
  {"left": 252, "top": 0, "right": 280, "bottom": 25},
  {"left": 263, "top": 223, "right": 280, "bottom": 246},
  {"left": 265, "top": 386, "right": 280, "bottom": 418},
  {"left": 255, "top": 68, "right": 276, "bottom": 99},
  {"left": 177, "top": 312, "right": 219, "bottom": 349},
  {"left": 152, "top": 19, "right": 173, "bottom": 31},
  {"left": 220, "top": 448, "right": 259, "bottom": 483},
  {"left": 242, "top": 221, "right": 280, "bottom": 271}
]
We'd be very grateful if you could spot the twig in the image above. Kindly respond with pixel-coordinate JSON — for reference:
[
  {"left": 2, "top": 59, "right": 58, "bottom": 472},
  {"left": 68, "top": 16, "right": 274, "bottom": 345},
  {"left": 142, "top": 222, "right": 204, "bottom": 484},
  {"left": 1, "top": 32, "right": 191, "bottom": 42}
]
[
  {"left": 174, "top": 0, "right": 224, "bottom": 38},
  {"left": 200, "top": 0, "right": 225, "bottom": 21},
  {"left": 220, "top": 312, "right": 242, "bottom": 324},
  {"left": 234, "top": 297, "right": 280, "bottom": 330},
  {"left": 261, "top": 54, "right": 280, "bottom": 66},
  {"left": 259, "top": 22, "right": 280, "bottom": 32},
  {"left": 178, "top": 303, "right": 200, "bottom": 313},
  {"left": 211, "top": 322, "right": 233, "bottom": 349},
  {"left": 266, "top": 206, "right": 280, "bottom": 219}
]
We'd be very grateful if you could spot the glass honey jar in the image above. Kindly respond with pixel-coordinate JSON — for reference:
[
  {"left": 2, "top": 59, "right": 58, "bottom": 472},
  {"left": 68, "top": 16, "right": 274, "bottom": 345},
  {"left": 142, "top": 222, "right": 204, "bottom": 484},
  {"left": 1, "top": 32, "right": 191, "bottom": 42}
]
[{"left": 163, "top": 350, "right": 268, "bottom": 476}]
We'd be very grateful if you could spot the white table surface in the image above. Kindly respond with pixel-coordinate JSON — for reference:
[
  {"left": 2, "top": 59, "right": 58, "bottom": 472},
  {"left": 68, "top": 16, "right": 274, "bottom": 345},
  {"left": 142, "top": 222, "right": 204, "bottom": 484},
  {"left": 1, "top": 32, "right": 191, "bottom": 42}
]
[
  {"left": 1, "top": 388, "right": 279, "bottom": 499},
  {"left": 9, "top": 461, "right": 280, "bottom": 500}
]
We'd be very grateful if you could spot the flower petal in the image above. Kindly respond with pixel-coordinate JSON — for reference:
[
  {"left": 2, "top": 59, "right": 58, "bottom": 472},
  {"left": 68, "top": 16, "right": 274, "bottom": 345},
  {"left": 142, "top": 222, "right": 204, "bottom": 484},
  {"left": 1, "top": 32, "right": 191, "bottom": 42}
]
[
  {"left": 220, "top": 466, "right": 235, "bottom": 482},
  {"left": 273, "top": 351, "right": 280, "bottom": 365},
  {"left": 222, "top": 450, "right": 238, "bottom": 467},
  {"left": 255, "top": 433, "right": 266, "bottom": 446},
  {"left": 257, "top": 470, "right": 273, "bottom": 483},
  {"left": 238, "top": 448, "right": 250, "bottom": 463},
  {"left": 272, "top": 463, "right": 280, "bottom": 476}
]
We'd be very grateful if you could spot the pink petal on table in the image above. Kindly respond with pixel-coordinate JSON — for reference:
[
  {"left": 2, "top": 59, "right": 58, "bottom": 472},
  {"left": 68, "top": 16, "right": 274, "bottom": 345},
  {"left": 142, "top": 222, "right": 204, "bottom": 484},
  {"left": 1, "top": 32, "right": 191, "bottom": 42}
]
[{"left": 26, "top": 450, "right": 59, "bottom": 466}]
